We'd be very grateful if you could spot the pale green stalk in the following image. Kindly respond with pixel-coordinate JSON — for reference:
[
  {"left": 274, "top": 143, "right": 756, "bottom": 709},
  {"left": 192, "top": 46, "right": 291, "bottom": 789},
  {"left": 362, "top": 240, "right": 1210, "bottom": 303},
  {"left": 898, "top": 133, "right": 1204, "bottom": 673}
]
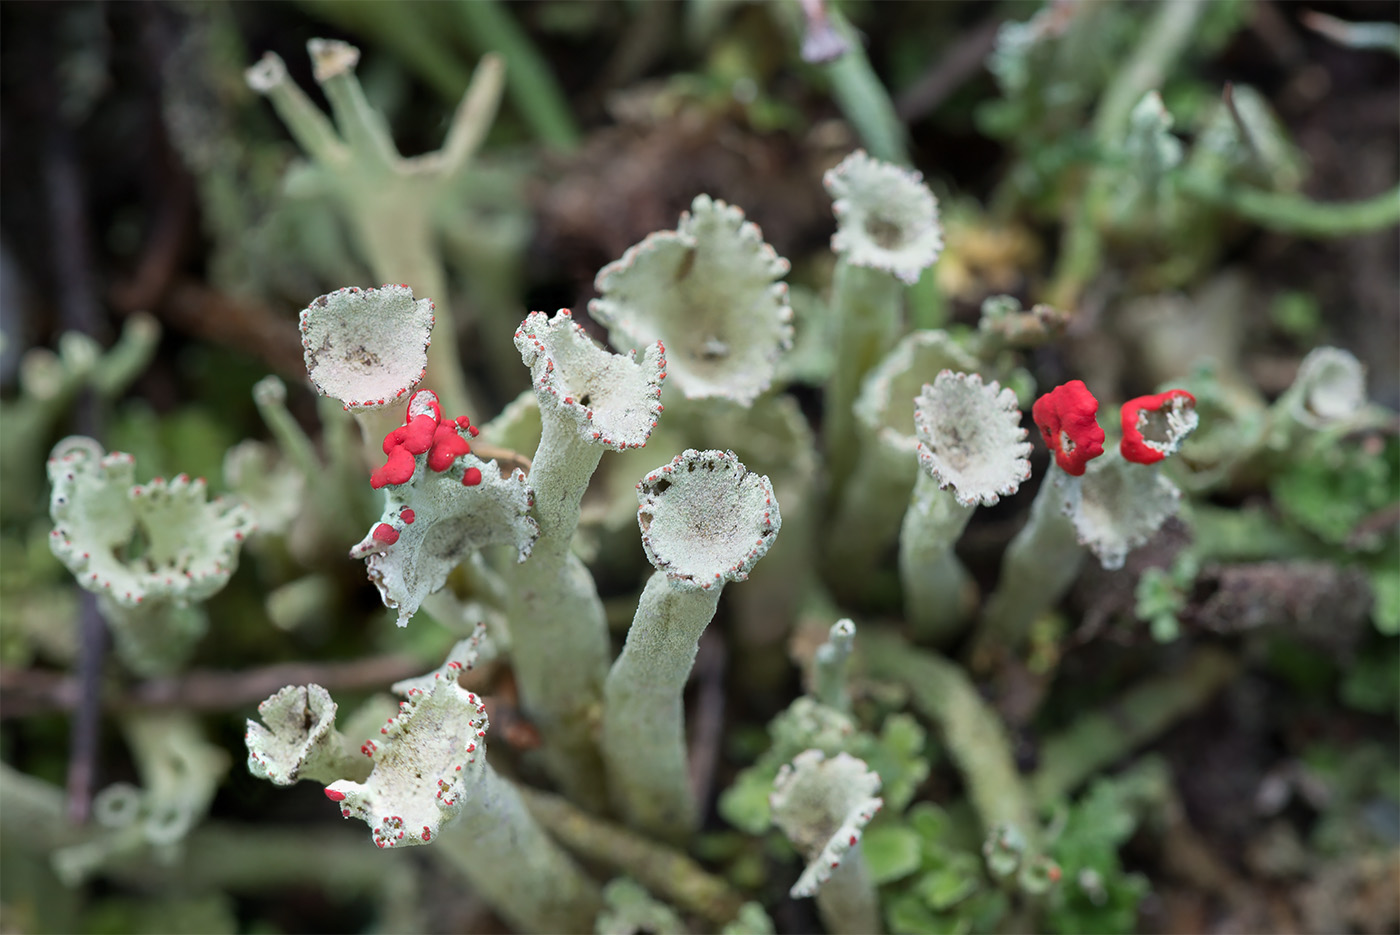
[
  {"left": 602, "top": 572, "right": 720, "bottom": 841},
  {"left": 824, "top": 261, "right": 904, "bottom": 496},
  {"left": 817, "top": 852, "right": 881, "bottom": 935},
  {"left": 968, "top": 471, "right": 1083, "bottom": 673},
  {"left": 435, "top": 766, "right": 602, "bottom": 933},
  {"left": 518, "top": 786, "right": 748, "bottom": 926},
  {"left": 505, "top": 417, "right": 610, "bottom": 809},
  {"left": 899, "top": 471, "right": 976, "bottom": 643},
  {"left": 861, "top": 629, "right": 1037, "bottom": 847}
]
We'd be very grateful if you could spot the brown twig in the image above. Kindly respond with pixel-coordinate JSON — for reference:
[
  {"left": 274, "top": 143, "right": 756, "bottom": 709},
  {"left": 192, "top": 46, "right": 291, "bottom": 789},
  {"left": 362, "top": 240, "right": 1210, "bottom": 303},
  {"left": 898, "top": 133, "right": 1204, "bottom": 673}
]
[
  {"left": 0, "top": 655, "right": 428, "bottom": 719},
  {"left": 895, "top": 17, "right": 1003, "bottom": 123},
  {"left": 686, "top": 628, "right": 726, "bottom": 814},
  {"left": 154, "top": 279, "right": 306, "bottom": 378}
]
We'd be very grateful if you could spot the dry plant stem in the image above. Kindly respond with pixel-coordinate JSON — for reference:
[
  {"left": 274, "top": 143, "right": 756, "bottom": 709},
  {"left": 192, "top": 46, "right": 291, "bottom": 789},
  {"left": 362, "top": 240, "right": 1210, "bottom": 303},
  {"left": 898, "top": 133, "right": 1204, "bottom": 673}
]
[
  {"left": 1048, "top": 0, "right": 1207, "bottom": 309},
  {"left": 824, "top": 261, "right": 904, "bottom": 497},
  {"left": 818, "top": 851, "right": 881, "bottom": 935},
  {"left": 900, "top": 472, "right": 976, "bottom": 644},
  {"left": 507, "top": 416, "right": 610, "bottom": 809},
  {"left": 0, "top": 655, "right": 425, "bottom": 719},
  {"left": 434, "top": 766, "right": 602, "bottom": 934},
  {"left": 1029, "top": 646, "right": 1240, "bottom": 807},
  {"left": 517, "top": 786, "right": 747, "bottom": 927},
  {"left": 861, "top": 629, "right": 1038, "bottom": 848},
  {"left": 602, "top": 571, "right": 721, "bottom": 841},
  {"left": 969, "top": 473, "right": 1083, "bottom": 672}
]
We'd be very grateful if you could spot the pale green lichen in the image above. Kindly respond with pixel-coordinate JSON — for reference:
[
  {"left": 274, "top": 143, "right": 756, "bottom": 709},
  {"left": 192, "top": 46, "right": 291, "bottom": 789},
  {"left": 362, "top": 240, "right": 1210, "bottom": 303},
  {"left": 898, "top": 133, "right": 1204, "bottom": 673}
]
[
  {"left": 246, "top": 40, "right": 507, "bottom": 417},
  {"left": 901, "top": 372, "right": 1031, "bottom": 641},
  {"left": 603, "top": 450, "right": 781, "bottom": 840},
  {"left": 1280, "top": 346, "right": 1367, "bottom": 431},
  {"left": 515, "top": 309, "right": 666, "bottom": 453},
  {"left": 350, "top": 395, "right": 537, "bottom": 627},
  {"left": 1056, "top": 454, "right": 1182, "bottom": 571},
  {"left": 299, "top": 284, "right": 434, "bottom": 411},
  {"left": 54, "top": 713, "right": 229, "bottom": 885},
  {"left": 771, "top": 749, "right": 884, "bottom": 934},
  {"left": 825, "top": 149, "right": 943, "bottom": 285},
  {"left": 47, "top": 436, "right": 254, "bottom": 675},
  {"left": 221, "top": 440, "right": 304, "bottom": 538},
  {"left": 508, "top": 308, "right": 667, "bottom": 807},
  {"left": 827, "top": 331, "right": 978, "bottom": 600},
  {"left": 325, "top": 652, "right": 489, "bottom": 849},
  {"left": 813, "top": 619, "right": 857, "bottom": 713},
  {"left": 590, "top": 195, "right": 793, "bottom": 405},
  {"left": 914, "top": 371, "right": 1032, "bottom": 509},
  {"left": 248, "top": 630, "right": 600, "bottom": 931},
  {"left": 244, "top": 684, "right": 370, "bottom": 787},
  {"left": 637, "top": 449, "right": 782, "bottom": 591}
]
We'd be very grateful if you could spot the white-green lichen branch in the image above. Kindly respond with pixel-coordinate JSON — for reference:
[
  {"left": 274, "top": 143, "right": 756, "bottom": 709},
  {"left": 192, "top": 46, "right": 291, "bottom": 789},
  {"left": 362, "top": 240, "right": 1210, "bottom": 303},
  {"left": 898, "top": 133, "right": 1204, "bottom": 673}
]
[
  {"left": 823, "top": 150, "right": 944, "bottom": 496},
  {"left": 350, "top": 391, "right": 537, "bottom": 627},
  {"left": 247, "top": 633, "right": 601, "bottom": 932},
  {"left": 899, "top": 372, "right": 1030, "bottom": 642},
  {"left": 509, "top": 309, "right": 666, "bottom": 807},
  {"left": 603, "top": 450, "right": 781, "bottom": 841},
  {"left": 827, "top": 330, "right": 977, "bottom": 602},
  {"left": 246, "top": 40, "right": 506, "bottom": 417},
  {"left": 244, "top": 684, "right": 370, "bottom": 787}
]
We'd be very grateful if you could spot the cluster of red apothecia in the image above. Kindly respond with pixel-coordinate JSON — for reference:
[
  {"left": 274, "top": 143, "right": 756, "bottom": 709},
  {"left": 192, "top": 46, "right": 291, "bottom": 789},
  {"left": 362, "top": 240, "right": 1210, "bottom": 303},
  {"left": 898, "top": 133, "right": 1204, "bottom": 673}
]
[{"left": 1032, "top": 380, "right": 1195, "bottom": 475}]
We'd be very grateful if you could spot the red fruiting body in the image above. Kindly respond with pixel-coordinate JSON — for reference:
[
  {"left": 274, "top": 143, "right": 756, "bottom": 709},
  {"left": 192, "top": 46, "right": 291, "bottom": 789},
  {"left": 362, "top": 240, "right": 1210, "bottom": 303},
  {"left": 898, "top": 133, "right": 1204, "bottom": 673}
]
[
  {"left": 401, "top": 509, "right": 416, "bottom": 524},
  {"left": 1120, "top": 389, "right": 1196, "bottom": 465},
  {"left": 324, "top": 788, "right": 346, "bottom": 802},
  {"left": 1032, "top": 380, "right": 1106, "bottom": 476},
  {"left": 372, "top": 391, "right": 480, "bottom": 486},
  {"left": 427, "top": 422, "right": 471, "bottom": 472},
  {"left": 372, "top": 523, "right": 400, "bottom": 545},
  {"left": 462, "top": 467, "right": 483, "bottom": 486},
  {"left": 398, "top": 414, "right": 438, "bottom": 454},
  {"left": 370, "top": 446, "right": 416, "bottom": 488}
]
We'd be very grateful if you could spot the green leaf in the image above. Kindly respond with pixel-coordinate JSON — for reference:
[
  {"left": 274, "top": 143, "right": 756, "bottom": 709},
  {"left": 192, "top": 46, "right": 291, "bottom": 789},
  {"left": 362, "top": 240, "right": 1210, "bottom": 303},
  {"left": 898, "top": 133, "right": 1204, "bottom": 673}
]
[
  {"left": 886, "top": 893, "right": 970, "bottom": 935},
  {"left": 915, "top": 852, "right": 981, "bottom": 911},
  {"left": 1370, "top": 565, "right": 1400, "bottom": 635},
  {"left": 864, "top": 825, "right": 923, "bottom": 885}
]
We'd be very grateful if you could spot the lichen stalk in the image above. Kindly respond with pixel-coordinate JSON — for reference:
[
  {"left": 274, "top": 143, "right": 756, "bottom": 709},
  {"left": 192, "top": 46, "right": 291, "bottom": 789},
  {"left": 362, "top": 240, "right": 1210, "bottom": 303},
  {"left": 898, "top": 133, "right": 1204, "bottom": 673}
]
[
  {"left": 434, "top": 766, "right": 603, "bottom": 934},
  {"left": 969, "top": 471, "right": 1084, "bottom": 672},
  {"left": 824, "top": 260, "right": 905, "bottom": 496},
  {"left": 827, "top": 330, "right": 978, "bottom": 603},
  {"left": 508, "top": 310, "right": 666, "bottom": 809},
  {"left": 816, "top": 850, "right": 881, "bottom": 935},
  {"left": 899, "top": 471, "right": 976, "bottom": 642},
  {"left": 899, "top": 371, "right": 1031, "bottom": 643},
  {"left": 602, "top": 571, "right": 721, "bottom": 839},
  {"left": 769, "top": 749, "right": 884, "bottom": 935},
  {"left": 813, "top": 619, "right": 857, "bottom": 713},
  {"left": 602, "top": 450, "right": 781, "bottom": 840},
  {"left": 860, "top": 629, "right": 1038, "bottom": 848}
]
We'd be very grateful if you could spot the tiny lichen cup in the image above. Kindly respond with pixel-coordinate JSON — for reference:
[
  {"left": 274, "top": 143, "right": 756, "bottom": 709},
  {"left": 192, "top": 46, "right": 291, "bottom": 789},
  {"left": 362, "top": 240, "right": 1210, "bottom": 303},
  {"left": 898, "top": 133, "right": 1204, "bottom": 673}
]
[
  {"left": 770, "top": 749, "right": 885, "bottom": 934},
  {"left": 590, "top": 194, "right": 793, "bottom": 406}
]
